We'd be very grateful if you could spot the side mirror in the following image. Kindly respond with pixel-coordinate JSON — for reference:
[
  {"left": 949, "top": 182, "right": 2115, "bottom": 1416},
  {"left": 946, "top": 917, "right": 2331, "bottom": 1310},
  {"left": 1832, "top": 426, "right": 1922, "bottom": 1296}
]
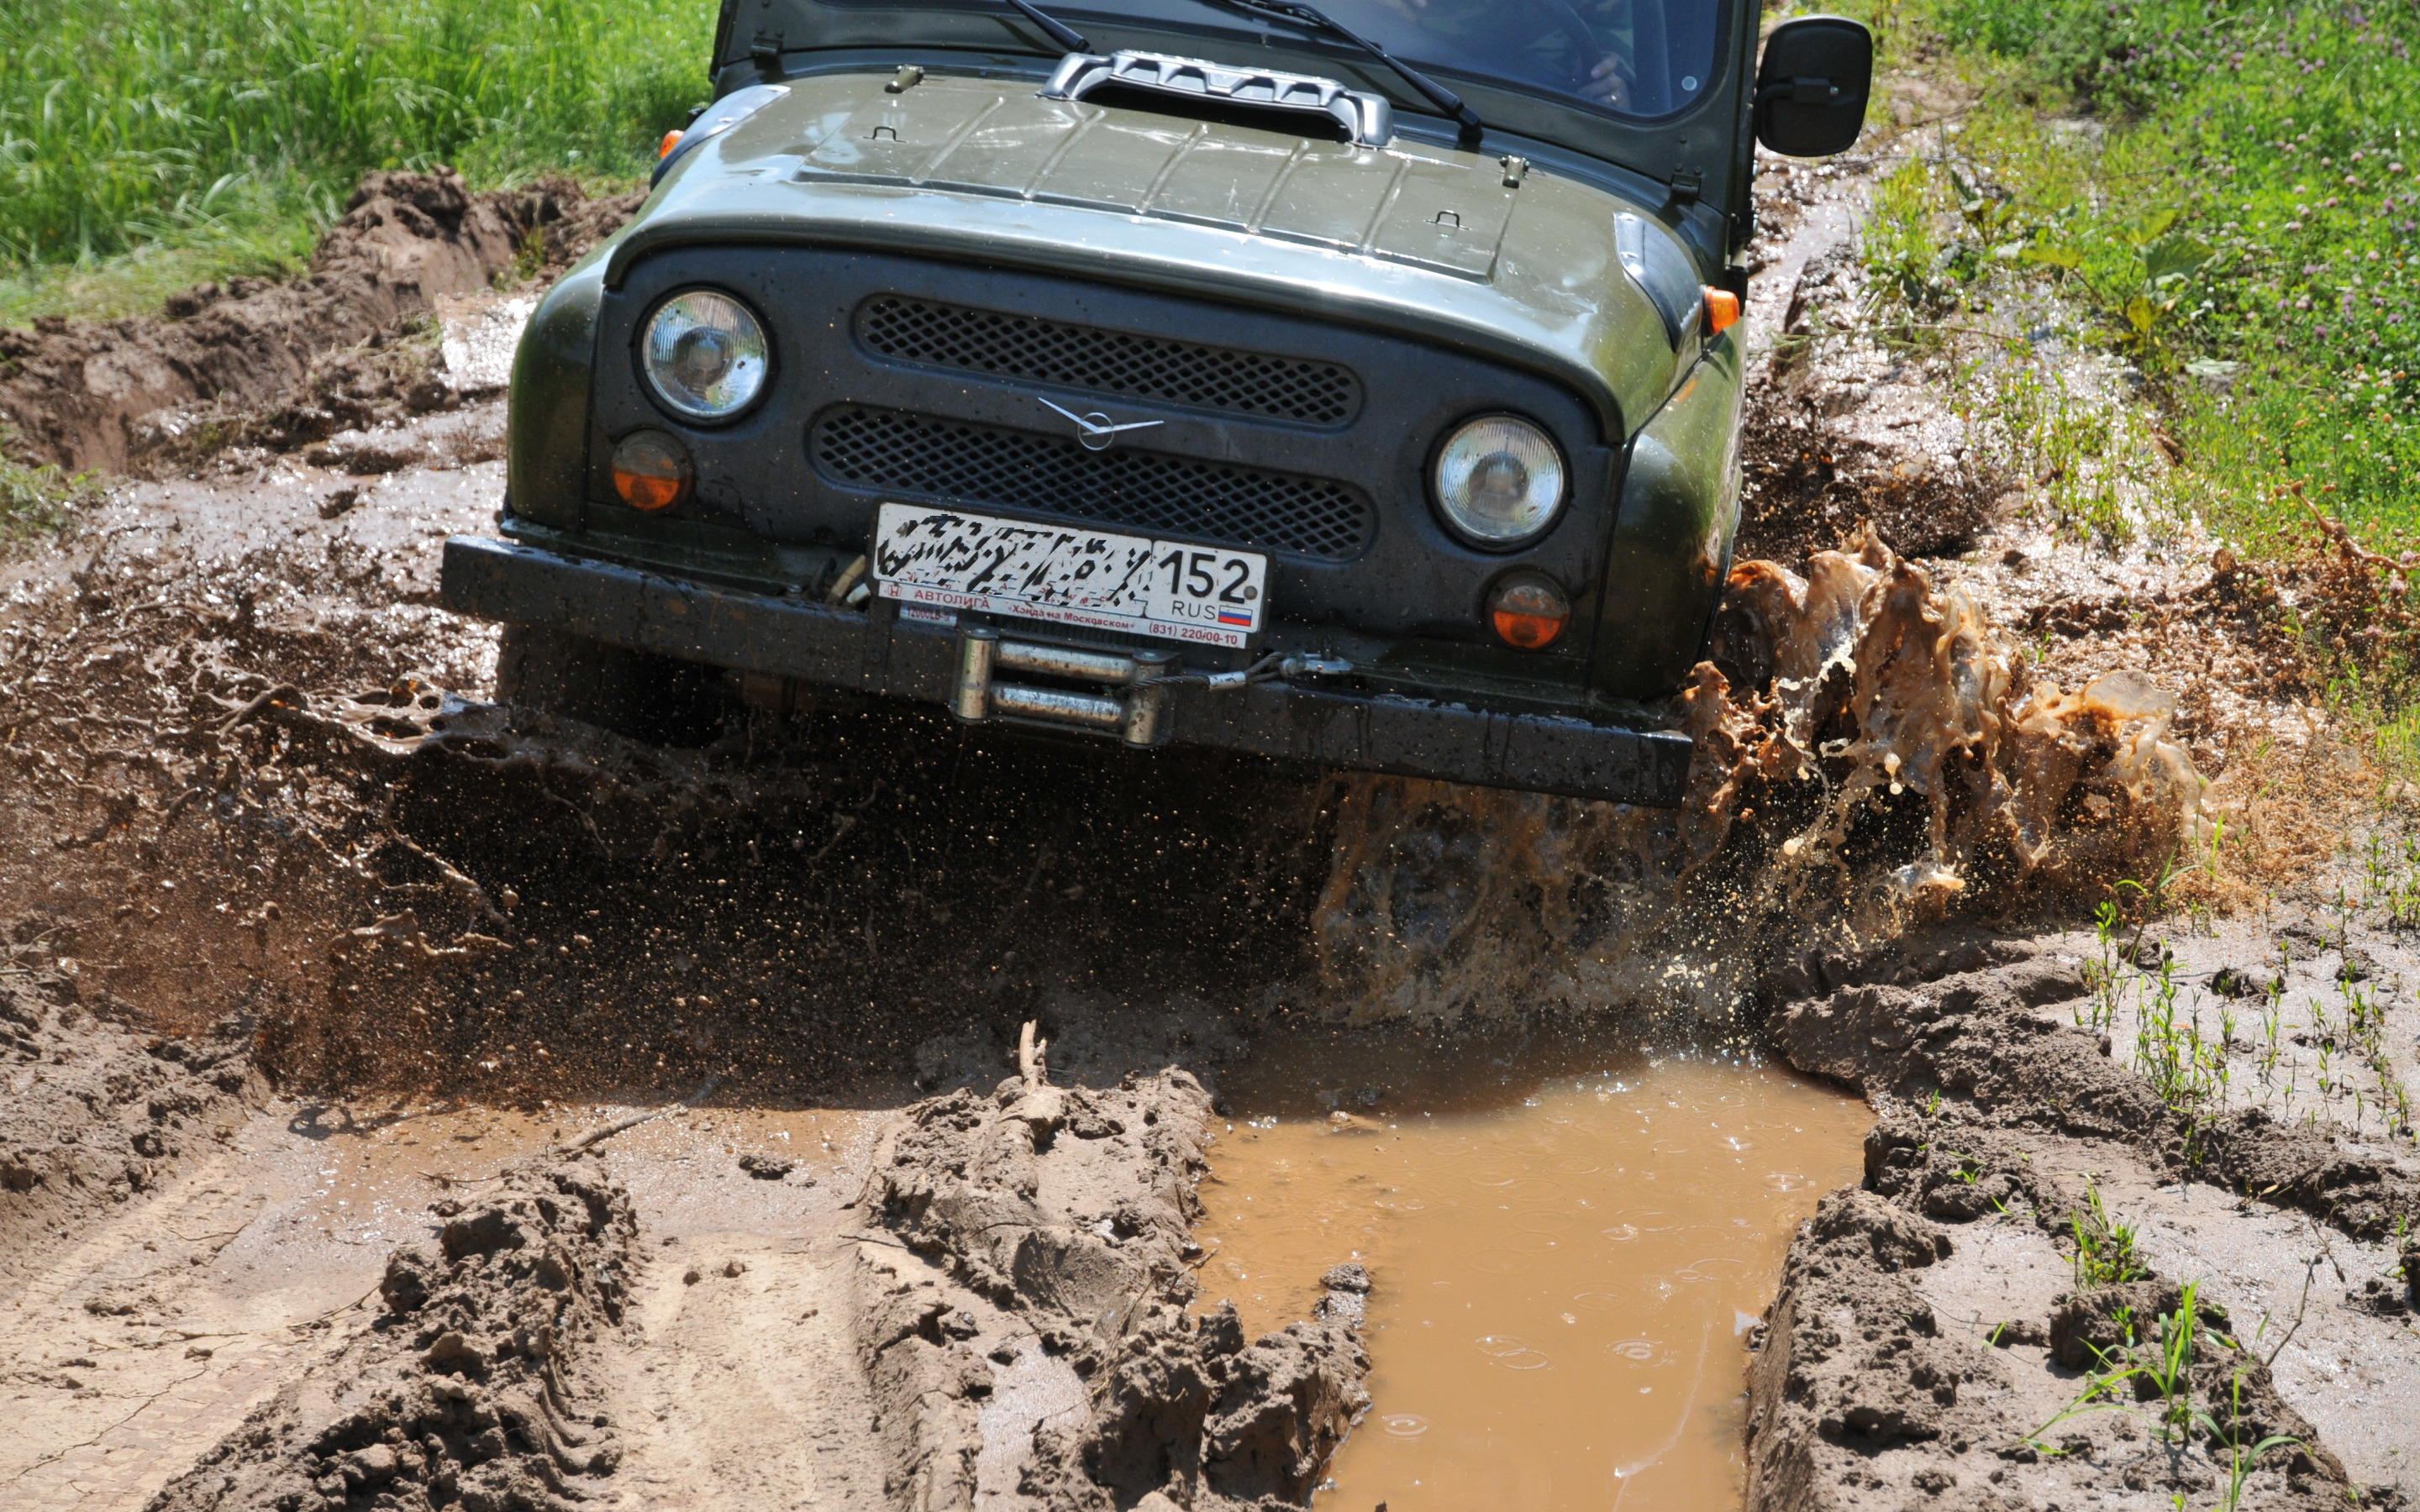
[{"left": 1753, "top": 16, "right": 1873, "bottom": 158}]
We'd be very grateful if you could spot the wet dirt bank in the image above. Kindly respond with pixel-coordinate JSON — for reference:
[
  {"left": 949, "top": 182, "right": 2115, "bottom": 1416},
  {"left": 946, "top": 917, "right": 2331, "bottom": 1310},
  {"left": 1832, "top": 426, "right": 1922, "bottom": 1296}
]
[
  {"left": 1748, "top": 928, "right": 2420, "bottom": 1509},
  {"left": 5, "top": 1032, "right": 1370, "bottom": 1512},
  {"left": 0, "top": 171, "right": 641, "bottom": 476}
]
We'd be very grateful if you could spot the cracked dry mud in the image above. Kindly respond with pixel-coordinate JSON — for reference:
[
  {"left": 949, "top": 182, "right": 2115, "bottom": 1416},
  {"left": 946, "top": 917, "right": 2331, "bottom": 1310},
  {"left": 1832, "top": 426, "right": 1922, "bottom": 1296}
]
[{"left": 3, "top": 134, "right": 2417, "bottom": 1512}]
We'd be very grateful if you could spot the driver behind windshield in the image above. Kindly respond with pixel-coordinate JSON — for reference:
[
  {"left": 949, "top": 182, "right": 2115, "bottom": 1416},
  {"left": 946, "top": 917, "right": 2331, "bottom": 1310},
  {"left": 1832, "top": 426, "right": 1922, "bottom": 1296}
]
[{"left": 1341, "top": 0, "right": 1718, "bottom": 117}]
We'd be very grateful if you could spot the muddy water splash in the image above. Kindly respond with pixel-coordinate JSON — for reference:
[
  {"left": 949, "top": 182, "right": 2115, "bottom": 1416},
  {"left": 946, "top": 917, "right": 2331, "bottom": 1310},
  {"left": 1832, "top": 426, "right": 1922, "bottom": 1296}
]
[
  {"left": 1196, "top": 1044, "right": 1870, "bottom": 1509},
  {"left": 1314, "top": 531, "right": 2209, "bottom": 1021}
]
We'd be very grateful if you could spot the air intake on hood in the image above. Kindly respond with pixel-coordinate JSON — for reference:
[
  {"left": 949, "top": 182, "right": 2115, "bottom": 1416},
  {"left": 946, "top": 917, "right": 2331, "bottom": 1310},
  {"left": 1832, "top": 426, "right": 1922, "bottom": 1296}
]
[{"left": 1041, "top": 49, "right": 1394, "bottom": 147}]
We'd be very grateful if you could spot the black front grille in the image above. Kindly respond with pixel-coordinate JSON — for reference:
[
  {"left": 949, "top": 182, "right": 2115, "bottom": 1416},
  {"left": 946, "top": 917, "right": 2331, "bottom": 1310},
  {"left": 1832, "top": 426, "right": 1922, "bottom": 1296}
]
[
  {"left": 809, "top": 407, "right": 1375, "bottom": 562},
  {"left": 855, "top": 297, "right": 1362, "bottom": 427}
]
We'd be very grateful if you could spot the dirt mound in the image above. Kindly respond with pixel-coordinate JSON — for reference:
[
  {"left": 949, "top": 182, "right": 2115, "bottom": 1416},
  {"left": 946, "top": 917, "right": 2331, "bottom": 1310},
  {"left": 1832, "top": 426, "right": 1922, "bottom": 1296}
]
[
  {"left": 2193, "top": 1106, "right": 2420, "bottom": 1242},
  {"left": 1772, "top": 948, "right": 2169, "bottom": 1146},
  {"left": 0, "top": 955, "right": 262, "bottom": 1294},
  {"left": 0, "top": 171, "right": 642, "bottom": 475},
  {"left": 855, "top": 1048, "right": 1368, "bottom": 1509},
  {"left": 1745, "top": 1183, "right": 2352, "bottom": 1511},
  {"left": 1747, "top": 937, "right": 2406, "bottom": 1510},
  {"left": 148, "top": 1157, "right": 638, "bottom": 1512}
]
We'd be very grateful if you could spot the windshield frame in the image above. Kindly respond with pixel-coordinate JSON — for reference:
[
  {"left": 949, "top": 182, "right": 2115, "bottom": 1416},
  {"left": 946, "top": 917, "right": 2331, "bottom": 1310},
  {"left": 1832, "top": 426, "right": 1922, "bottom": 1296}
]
[{"left": 737, "top": 2, "right": 1744, "bottom": 134}]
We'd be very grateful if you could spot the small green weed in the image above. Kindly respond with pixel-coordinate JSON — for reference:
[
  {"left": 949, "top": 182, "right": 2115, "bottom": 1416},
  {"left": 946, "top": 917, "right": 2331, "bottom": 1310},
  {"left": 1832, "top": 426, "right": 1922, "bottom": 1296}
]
[
  {"left": 2071, "top": 1180, "right": 2149, "bottom": 1288},
  {"left": 2195, "top": 1367, "right": 2301, "bottom": 1511},
  {"left": 2023, "top": 1282, "right": 2252, "bottom": 1478},
  {"left": 0, "top": 428, "right": 103, "bottom": 550}
]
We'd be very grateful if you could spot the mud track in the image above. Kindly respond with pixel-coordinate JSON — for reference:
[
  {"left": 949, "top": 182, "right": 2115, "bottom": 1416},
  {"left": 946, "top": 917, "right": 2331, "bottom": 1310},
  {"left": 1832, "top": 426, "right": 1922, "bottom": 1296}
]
[{"left": 3, "top": 137, "right": 2417, "bottom": 1511}]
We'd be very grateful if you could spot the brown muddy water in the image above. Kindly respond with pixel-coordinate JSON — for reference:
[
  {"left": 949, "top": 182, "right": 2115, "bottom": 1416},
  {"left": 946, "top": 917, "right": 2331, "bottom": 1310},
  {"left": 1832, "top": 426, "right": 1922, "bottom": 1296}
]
[{"left": 1198, "top": 1040, "right": 1870, "bottom": 1512}]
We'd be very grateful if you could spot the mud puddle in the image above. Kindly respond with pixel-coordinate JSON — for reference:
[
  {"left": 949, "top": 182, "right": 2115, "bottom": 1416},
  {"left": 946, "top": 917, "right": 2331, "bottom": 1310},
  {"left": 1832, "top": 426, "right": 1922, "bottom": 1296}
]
[{"left": 1196, "top": 1035, "right": 1870, "bottom": 1510}]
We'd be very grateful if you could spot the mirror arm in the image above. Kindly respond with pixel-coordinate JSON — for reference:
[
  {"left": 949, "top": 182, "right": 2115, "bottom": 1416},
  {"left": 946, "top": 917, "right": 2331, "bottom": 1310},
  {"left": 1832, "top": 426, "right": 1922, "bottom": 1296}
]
[{"left": 1755, "top": 77, "right": 1849, "bottom": 105}]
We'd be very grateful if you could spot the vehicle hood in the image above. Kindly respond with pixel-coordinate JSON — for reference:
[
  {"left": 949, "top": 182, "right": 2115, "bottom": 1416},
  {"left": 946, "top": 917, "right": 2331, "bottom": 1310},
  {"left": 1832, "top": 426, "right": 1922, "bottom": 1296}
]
[{"left": 608, "top": 71, "right": 1706, "bottom": 441}]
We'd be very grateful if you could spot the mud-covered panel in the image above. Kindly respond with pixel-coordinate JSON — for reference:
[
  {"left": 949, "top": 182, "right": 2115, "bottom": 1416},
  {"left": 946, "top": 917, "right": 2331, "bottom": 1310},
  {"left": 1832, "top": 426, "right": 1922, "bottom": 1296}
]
[{"left": 1588, "top": 330, "right": 1744, "bottom": 698}]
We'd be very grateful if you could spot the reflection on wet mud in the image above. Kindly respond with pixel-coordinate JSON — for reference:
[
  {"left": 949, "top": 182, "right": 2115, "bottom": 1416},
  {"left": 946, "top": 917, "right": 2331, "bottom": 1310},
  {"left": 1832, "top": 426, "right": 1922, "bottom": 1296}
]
[
  {"left": 267, "top": 1098, "right": 872, "bottom": 1249},
  {"left": 1196, "top": 1042, "right": 1869, "bottom": 1511}
]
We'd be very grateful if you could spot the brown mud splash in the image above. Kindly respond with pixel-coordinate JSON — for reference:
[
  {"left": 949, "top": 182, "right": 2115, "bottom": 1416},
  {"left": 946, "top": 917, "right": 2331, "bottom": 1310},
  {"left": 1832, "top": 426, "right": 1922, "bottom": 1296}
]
[
  {"left": 0, "top": 171, "right": 641, "bottom": 475},
  {"left": 1313, "top": 528, "right": 2209, "bottom": 1024}
]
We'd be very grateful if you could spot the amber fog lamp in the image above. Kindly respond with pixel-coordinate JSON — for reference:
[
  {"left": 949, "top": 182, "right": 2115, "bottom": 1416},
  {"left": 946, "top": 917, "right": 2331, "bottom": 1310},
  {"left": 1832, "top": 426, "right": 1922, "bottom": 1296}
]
[
  {"left": 610, "top": 429, "right": 693, "bottom": 512},
  {"left": 1489, "top": 572, "right": 1570, "bottom": 649}
]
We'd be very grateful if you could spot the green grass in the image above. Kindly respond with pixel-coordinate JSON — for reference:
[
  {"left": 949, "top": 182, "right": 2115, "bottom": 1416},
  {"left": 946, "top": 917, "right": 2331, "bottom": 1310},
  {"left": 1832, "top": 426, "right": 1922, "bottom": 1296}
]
[
  {"left": 1844, "top": 0, "right": 2420, "bottom": 556},
  {"left": 1820, "top": 0, "right": 2420, "bottom": 759},
  {"left": 0, "top": 0, "right": 712, "bottom": 305},
  {"left": 0, "top": 216, "right": 320, "bottom": 328}
]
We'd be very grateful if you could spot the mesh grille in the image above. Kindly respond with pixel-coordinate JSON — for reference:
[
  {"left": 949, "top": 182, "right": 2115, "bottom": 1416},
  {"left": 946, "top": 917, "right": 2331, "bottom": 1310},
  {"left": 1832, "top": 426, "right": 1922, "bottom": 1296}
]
[
  {"left": 809, "top": 407, "right": 1375, "bottom": 562},
  {"left": 855, "top": 297, "right": 1362, "bottom": 427}
]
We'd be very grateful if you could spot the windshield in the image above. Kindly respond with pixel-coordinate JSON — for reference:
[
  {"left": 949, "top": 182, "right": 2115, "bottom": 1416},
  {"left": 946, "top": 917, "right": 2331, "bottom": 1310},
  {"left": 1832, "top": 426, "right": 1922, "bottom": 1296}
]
[
  {"left": 1185, "top": 0, "right": 1722, "bottom": 119},
  {"left": 812, "top": 1, "right": 1723, "bottom": 122}
]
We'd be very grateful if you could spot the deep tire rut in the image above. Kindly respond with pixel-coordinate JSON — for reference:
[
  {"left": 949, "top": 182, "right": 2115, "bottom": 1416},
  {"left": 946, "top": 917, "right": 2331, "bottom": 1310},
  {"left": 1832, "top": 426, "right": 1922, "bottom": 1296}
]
[
  {"left": 2, "top": 1152, "right": 367, "bottom": 1510},
  {"left": 597, "top": 1239, "right": 885, "bottom": 1511}
]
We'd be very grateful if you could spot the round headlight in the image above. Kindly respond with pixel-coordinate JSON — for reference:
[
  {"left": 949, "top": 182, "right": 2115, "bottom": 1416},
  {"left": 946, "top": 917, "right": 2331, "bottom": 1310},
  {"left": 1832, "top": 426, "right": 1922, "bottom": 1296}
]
[
  {"left": 641, "top": 290, "right": 770, "bottom": 422},
  {"left": 1432, "top": 415, "right": 1566, "bottom": 549}
]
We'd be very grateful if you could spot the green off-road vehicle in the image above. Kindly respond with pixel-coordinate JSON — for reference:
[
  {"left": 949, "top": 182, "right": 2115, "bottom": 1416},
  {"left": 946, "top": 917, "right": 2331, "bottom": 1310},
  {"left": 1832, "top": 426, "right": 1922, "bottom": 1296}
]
[{"left": 442, "top": 0, "right": 1870, "bottom": 806}]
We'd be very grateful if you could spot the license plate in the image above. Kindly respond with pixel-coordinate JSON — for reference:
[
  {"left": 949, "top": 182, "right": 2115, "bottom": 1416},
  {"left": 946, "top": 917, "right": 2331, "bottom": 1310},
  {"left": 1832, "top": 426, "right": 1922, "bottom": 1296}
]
[{"left": 870, "top": 503, "right": 1269, "bottom": 649}]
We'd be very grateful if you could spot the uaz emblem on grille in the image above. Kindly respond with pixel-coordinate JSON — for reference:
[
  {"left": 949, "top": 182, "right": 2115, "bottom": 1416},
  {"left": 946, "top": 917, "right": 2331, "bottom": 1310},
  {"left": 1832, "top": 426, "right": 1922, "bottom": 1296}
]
[{"left": 1038, "top": 396, "right": 1164, "bottom": 452}]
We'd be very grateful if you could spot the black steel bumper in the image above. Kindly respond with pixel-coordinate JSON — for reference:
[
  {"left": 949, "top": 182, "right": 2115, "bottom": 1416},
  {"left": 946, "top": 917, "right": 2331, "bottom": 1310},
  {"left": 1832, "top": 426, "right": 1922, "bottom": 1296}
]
[{"left": 439, "top": 536, "right": 1692, "bottom": 807}]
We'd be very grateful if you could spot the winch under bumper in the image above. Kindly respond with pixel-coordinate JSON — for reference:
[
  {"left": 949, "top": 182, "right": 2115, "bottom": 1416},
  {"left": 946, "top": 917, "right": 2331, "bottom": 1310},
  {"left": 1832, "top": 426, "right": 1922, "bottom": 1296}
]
[{"left": 440, "top": 536, "right": 1693, "bottom": 807}]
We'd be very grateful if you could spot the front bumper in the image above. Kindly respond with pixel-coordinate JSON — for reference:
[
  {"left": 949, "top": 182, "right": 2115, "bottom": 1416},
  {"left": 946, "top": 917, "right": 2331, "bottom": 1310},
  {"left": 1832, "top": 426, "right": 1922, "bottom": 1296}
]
[{"left": 439, "top": 535, "right": 1692, "bottom": 807}]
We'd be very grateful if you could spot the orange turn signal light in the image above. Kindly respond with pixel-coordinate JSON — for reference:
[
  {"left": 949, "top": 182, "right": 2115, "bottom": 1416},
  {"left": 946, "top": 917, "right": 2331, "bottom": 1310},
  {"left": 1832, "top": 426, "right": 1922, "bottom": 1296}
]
[
  {"left": 1704, "top": 286, "right": 1741, "bottom": 337},
  {"left": 610, "top": 429, "right": 693, "bottom": 512},
  {"left": 658, "top": 129, "right": 686, "bottom": 161},
  {"left": 1488, "top": 571, "right": 1570, "bottom": 650}
]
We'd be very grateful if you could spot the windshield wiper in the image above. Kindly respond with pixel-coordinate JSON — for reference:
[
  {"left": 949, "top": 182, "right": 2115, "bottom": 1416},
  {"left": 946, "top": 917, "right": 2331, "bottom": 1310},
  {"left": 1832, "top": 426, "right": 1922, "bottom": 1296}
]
[
  {"left": 1207, "top": 0, "right": 1484, "bottom": 145},
  {"left": 999, "top": 0, "right": 1090, "bottom": 55}
]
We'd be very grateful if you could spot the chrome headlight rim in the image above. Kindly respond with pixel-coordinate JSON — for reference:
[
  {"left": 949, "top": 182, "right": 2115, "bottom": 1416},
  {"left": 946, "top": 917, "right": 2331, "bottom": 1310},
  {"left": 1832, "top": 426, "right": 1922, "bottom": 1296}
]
[
  {"left": 1428, "top": 412, "right": 1570, "bottom": 552},
  {"left": 638, "top": 286, "right": 774, "bottom": 425}
]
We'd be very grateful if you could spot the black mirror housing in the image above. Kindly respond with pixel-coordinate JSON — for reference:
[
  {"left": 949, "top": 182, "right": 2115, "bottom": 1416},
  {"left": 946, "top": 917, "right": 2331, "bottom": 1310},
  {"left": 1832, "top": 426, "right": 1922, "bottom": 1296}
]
[{"left": 1754, "top": 16, "right": 1873, "bottom": 158}]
